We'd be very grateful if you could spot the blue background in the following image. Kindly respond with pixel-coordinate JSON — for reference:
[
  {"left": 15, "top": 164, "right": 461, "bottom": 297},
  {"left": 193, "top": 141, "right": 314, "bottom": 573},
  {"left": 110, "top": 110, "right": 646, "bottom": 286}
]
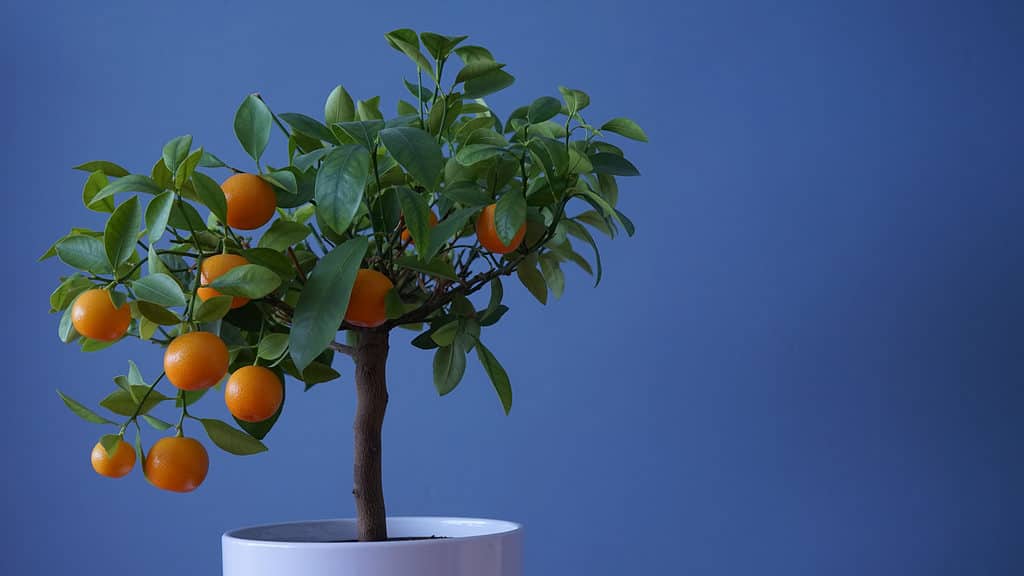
[{"left": 3, "top": 0, "right": 1022, "bottom": 574}]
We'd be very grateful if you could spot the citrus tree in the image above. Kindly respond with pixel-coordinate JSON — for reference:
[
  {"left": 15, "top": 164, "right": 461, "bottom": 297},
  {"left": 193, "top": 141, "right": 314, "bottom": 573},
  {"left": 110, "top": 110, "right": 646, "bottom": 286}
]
[{"left": 44, "top": 29, "right": 646, "bottom": 541}]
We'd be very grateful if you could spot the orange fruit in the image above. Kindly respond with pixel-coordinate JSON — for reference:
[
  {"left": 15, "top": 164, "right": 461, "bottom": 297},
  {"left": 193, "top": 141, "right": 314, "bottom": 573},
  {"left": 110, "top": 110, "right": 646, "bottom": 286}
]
[
  {"left": 400, "top": 210, "right": 439, "bottom": 244},
  {"left": 344, "top": 269, "right": 393, "bottom": 328},
  {"left": 71, "top": 289, "right": 131, "bottom": 342},
  {"left": 221, "top": 173, "right": 277, "bottom": 230},
  {"left": 91, "top": 439, "right": 135, "bottom": 478},
  {"left": 164, "top": 331, "right": 229, "bottom": 391},
  {"left": 197, "top": 253, "right": 250, "bottom": 309},
  {"left": 144, "top": 436, "right": 209, "bottom": 493},
  {"left": 225, "top": 366, "right": 283, "bottom": 422},
  {"left": 476, "top": 204, "right": 525, "bottom": 254}
]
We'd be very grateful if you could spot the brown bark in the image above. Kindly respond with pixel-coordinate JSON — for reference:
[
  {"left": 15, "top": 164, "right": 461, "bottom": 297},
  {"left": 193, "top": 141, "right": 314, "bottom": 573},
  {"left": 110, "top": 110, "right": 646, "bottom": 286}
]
[{"left": 352, "top": 328, "right": 389, "bottom": 541}]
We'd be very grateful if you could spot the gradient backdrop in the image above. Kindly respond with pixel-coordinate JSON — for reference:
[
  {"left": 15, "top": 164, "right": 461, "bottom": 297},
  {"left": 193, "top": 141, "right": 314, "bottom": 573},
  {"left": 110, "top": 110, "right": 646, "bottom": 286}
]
[{"left": 3, "top": 1, "right": 1022, "bottom": 574}]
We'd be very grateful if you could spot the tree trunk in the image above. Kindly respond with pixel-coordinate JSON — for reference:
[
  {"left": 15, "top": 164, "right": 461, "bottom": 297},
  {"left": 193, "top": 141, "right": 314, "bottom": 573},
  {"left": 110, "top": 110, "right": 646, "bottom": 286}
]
[{"left": 352, "top": 328, "right": 389, "bottom": 541}]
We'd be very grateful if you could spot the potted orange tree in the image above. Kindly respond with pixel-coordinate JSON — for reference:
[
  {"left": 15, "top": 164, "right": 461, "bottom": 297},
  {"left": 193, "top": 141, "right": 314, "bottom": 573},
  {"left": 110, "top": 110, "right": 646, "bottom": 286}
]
[{"left": 45, "top": 29, "right": 645, "bottom": 576}]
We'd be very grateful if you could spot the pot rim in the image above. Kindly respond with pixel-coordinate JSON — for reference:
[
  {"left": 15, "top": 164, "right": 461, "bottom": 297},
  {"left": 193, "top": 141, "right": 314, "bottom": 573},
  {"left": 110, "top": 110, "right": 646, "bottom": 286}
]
[{"left": 223, "top": 516, "right": 523, "bottom": 550}]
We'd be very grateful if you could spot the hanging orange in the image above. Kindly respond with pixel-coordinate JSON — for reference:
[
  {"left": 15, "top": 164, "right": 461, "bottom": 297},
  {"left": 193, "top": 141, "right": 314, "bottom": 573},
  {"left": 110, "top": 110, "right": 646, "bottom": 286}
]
[
  {"left": 222, "top": 173, "right": 277, "bottom": 230},
  {"left": 225, "top": 366, "right": 283, "bottom": 423},
  {"left": 71, "top": 289, "right": 131, "bottom": 342},
  {"left": 197, "top": 253, "right": 250, "bottom": 309},
  {"left": 164, "top": 331, "right": 229, "bottom": 391},
  {"left": 144, "top": 436, "right": 209, "bottom": 493},
  {"left": 344, "top": 269, "right": 393, "bottom": 328},
  {"left": 91, "top": 439, "right": 136, "bottom": 478},
  {"left": 475, "top": 204, "right": 525, "bottom": 254}
]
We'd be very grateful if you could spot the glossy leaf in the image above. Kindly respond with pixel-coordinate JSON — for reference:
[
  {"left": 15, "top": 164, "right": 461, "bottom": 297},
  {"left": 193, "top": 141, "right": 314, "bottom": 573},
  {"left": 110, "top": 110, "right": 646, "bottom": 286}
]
[
  {"left": 600, "top": 117, "right": 648, "bottom": 142},
  {"left": 136, "top": 301, "right": 180, "bottom": 325},
  {"left": 289, "top": 237, "right": 368, "bottom": 371},
  {"left": 90, "top": 175, "right": 164, "bottom": 207},
  {"left": 74, "top": 160, "right": 129, "bottom": 177},
  {"left": 191, "top": 172, "right": 228, "bottom": 223},
  {"left": 334, "top": 120, "right": 384, "bottom": 149},
  {"left": 325, "top": 85, "right": 356, "bottom": 125},
  {"left": 394, "top": 254, "right": 459, "bottom": 280},
  {"left": 455, "top": 61, "right": 505, "bottom": 84},
  {"left": 455, "top": 143, "right": 505, "bottom": 166},
  {"left": 517, "top": 255, "right": 548, "bottom": 304},
  {"left": 142, "top": 415, "right": 173, "bottom": 431},
  {"left": 193, "top": 295, "right": 233, "bottom": 322},
  {"left": 209, "top": 264, "right": 281, "bottom": 298},
  {"left": 589, "top": 152, "right": 640, "bottom": 176},
  {"left": 280, "top": 112, "right": 337, "bottom": 144},
  {"left": 475, "top": 340, "right": 512, "bottom": 414},
  {"left": 315, "top": 145, "right": 371, "bottom": 235},
  {"left": 258, "top": 333, "right": 289, "bottom": 360},
  {"left": 82, "top": 170, "right": 114, "bottom": 213},
  {"left": 464, "top": 69, "right": 515, "bottom": 99},
  {"left": 57, "top": 390, "right": 114, "bottom": 424},
  {"left": 379, "top": 127, "right": 444, "bottom": 190},
  {"left": 132, "top": 273, "right": 186, "bottom": 308},
  {"left": 396, "top": 187, "right": 430, "bottom": 253},
  {"left": 234, "top": 94, "right": 272, "bottom": 162},
  {"left": 528, "top": 96, "right": 561, "bottom": 123},
  {"left": 494, "top": 190, "right": 526, "bottom": 245},
  {"left": 433, "top": 339, "right": 467, "bottom": 395},
  {"left": 384, "top": 29, "right": 435, "bottom": 78},
  {"left": 56, "top": 235, "right": 110, "bottom": 274},
  {"left": 423, "top": 207, "right": 477, "bottom": 262},
  {"left": 100, "top": 386, "right": 170, "bottom": 416},
  {"left": 200, "top": 418, "right": 268, "bottom": 455},
  {"left": 103, "top": 196, "right": 141, "bottom": 270},
  {"left": 257, "top": 219, "right": 311, "bottom": 251},
  {"left": 162, "top": 134, "right": 193, "bottom": 174},
  {"left": 442, "top": 181, "right": 492, "bottom": 207}
]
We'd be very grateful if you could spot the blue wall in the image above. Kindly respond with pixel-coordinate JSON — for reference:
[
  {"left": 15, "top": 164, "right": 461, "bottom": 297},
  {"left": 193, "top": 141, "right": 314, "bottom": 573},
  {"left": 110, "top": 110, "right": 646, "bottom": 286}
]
[{"left": 4, "top": 1, "right": 1022, "bottom": 574}]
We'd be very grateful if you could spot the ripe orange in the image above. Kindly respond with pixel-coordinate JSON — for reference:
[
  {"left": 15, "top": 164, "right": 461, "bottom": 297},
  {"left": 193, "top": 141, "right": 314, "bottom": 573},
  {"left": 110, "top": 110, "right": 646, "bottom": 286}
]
[
  {"left": 71, "top": 289, "right": 131, "bottom": 342},
  {"left": 476, "top": 204, "right": 526, "bottom": 254},
  {"left": 91, "top": 439, "right": 135, "bottom": 478},
  {"left": 164, "top": 331, "right": 229, "bottom": 391},
  {"left": 144, "top": 436, "right": 209, "bottom": 493},
  {"left": 221, "top": 173, "right": 277, "bottom": 230},
  {"left": 225, "top": 366, "right": 283, "bottom": 422},
  {"left": 344, "top": 269, "right": 394, "bottom": 328},
  {"left": 400, "top": 210, "right": 439, "bottom": 244},
  {"left": 197, "top": 253, "right": 250, "bottom": 309}
]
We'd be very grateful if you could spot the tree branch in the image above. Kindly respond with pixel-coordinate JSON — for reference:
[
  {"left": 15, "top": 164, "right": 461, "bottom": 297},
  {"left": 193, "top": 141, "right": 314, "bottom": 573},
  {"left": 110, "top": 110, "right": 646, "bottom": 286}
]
[{"left": 328, "top": 340, "right": 357, "bottom": 357}]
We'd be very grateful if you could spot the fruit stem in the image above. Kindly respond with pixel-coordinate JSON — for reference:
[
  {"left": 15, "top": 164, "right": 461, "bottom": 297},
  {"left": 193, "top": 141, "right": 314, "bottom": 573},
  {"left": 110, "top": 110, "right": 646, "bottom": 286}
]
[{"left": 352, "top": 329, "right": 390, "bottom": 541}]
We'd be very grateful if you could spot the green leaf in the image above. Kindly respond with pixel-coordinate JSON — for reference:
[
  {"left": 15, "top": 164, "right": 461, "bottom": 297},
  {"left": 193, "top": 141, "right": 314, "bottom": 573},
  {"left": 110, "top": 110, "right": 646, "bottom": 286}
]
[
  {"left": 167, "top": 198, "right": 206, "bottom": 231},
  {"left": 56, "top": 235, "right": 110, "bottom": 274},
  {"left": 99, "top": 434, "right": 122, "bottom": 457},
  {"left": 578, "top": 187, "right": 635, "bottom": 236},
  {"left": 103, "top": 196, "right": 142, "bottom": 270},
  {"left": 58, "top": 305, "right": 78, "bottom": 342},
  {"left": 209, "top": 264, "right": 281, "bottom": 298},
  {"left": 82, "top": 170, "right": 114, "bottom": 213},
  {"left": 162, "top": 134, "right": 193, "bottom": 175},
  {"left": 463, "top": 69, "right": 515, "bottom": 99},
  {"left": 289, "top": 237, "right": 368, "bottom": 371},
  {"left": 475, "top": 340, "right": 512, "bottom": 414},
  {"left": 258, "top": 333, "right": 289, "bottom": 360},
  {"left": 404, "top": 79, "right": 433, "bottom": 102},
  {"left": 357, "top": 97, "right": 384, "bottom": 120},
  {"left": 127, "top": 360, "right": 145, "bottom": 387},
  {"left": 528, "top": 96, "right": 561, "bottom": 124},
  {"left": 539, "top": 253, "right": 565, "bottom": 299},
  {"left": 142, "top": 414, "right": 173, "bottom": 431},
  {"left": 589, "top": 152, "right": 640, "bottom": 176},
  {"left": 485, "top": 277, "right": 503, "bottom": 318},
  {"left": 455, "top": 144, "right": 505, "bottom": 166},
  {"left": 49, "top": 274, "right": 94, "bottom": 312},
  {"left": 191, "top": 172, "right": 228, "bottom": 223},
  {"left": 56, "top": 390, "right": 114, "bottom": 424},
  {"left": 517, "top": 255, "right": 548, "bottom": 304},
  {"left": 423, "top": 207, "right": 477, "bottom": 262},
  {"left": 441, "top": 181, "right": 492, "bottom": 207},
  {"left": 334, "top": 120, "right": 384, "bottom": 149},
  {"left": 200, "top": 418, "right": 268, "bottom": 455},
  {"left": 454, "top": 45, "right": 495, "bottom": 64},
  {"left": 243, "top": 247, "right": 296, "bottom": 280},
  {"left": 455, "top": 61, "right": 506, "bottom": 84},
  {"left": 100, "top": 385, "right": 170, "bottom": 416},
  {"left": 89, "top": 175, "right": 164, "bottom": 207},
  {"left": 279, "top": 112, "right": 337, "bottom": 144},
  {"left": 558, "top": 86, "right": 590, "bottom": 114},
  {"left": 494, "top": 190, "right": 526, "bottom": 245},
  {"left": 145, "top": 191, "right": 175, "bottom": 243},
  {"left": 178, "top": 388, "right": 207, "bottom": 407},
  {"left": 433, "top": 339, "right": 467, "bottom": 395},
  {"left": 257, "top": 219, "right": 310, "bottom": 251},
  {"left": 379, "top": 127, "right": 444, "bottom": 191},
  {"left": 431, "top": 321, "right": 459, "bottom": 346},
  {"left": 394, "top": 254, "right": 459, "bottom": 280},
  {"left": 198, "top": 151, "right": 228, "bottom": 168},
  {"left": 315, "top": 145, "right": 371, "bottom": 235},
  {"left": 420, "top": 32, "right": 467, "bottom": 59},
  {"left": 325, "top": 85, "right": 356, "bottom": 125},
  {"left": 193, "top": 295, "right": 234, "bottom": 322},
  {"left": 600, "top": 117, "right": 648, "bottom": 142},
  {"left": 262, "top": 170, "right": 298, "bottom": 197},
  {"left": 396, "top": 187, "right": 430, "bottom": 253},
  {"left": 131, "top": 273, "right": 186, "bottom": 308},
  {"left": 74, "top": 160, "right": 129, "bottom": 177},
  {"left": 561, "top": 220, "right": 603, "bottom": 285},
  {"left": 234, "top": 94, "right": 272, "bottom": 162},
  {"left": 293, "top": 148, "right": 330, "bottom": 172},
  {"left": 384, "top": 28, "right": 435, "bottom": 78},
  {"left": 136, "top": 301, "right": 180, "bottom": 325},
  {"left": 397, "top": 99, "right": 418, "bottom": 116}
]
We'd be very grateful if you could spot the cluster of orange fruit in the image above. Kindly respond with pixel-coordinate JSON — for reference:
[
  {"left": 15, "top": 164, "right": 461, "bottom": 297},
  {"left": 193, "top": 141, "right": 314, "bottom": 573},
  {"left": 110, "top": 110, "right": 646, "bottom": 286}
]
[{"left": 73, "top": 172, "right": 527, "bottom": 492}]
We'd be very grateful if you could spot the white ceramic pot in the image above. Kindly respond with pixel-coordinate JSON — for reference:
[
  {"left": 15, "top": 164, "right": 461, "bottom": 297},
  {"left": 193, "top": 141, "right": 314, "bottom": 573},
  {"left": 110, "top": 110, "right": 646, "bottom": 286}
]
[{"left": 222, "top": 517, "right": 523, "bottom": 576}]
